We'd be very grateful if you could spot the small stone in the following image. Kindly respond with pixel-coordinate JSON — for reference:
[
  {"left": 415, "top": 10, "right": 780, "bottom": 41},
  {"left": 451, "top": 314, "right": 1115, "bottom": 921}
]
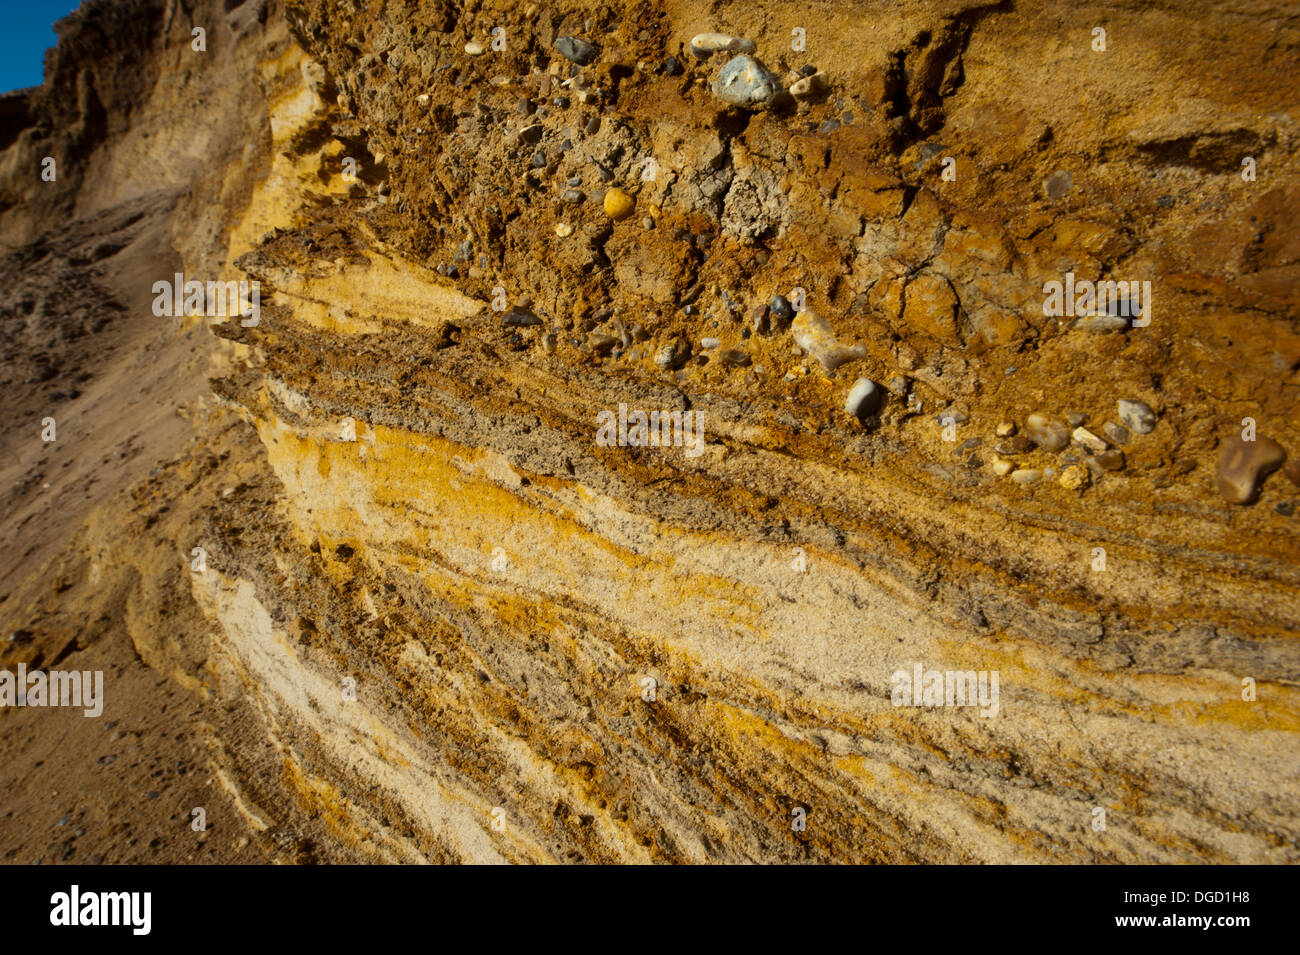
[
  {"left": 1059, "top": 465, "right": 1090, "bottom": 491},
  {"left": 1277, "top": 500, "right": 1295, "bottom": 516},
  {"left": 1025, "top": 413, "right": 1070, "bottom": 452},
  {"left": 589, "top": 334, "right": 618, "bottom": 355},
  {"left": 887, "top": 375, "right": 908, "bottom": 396},
  {"left": 700, "top": 337, "right": 720, "bottom": 349},
  {"left": 690, "top": 33, "right": 755, "bottom": 58},
  {"left": 584, "top": 116, "right": 601, "bottom": 135},
  {"left": 555, "top": 36, "right": 599, "bottom": 65},
  {"left": 1072, "top": 427, "right": 1108, "bottom": 453},
  {"left": 1072, "top": 315, "right": 1128, "bottom": 332},
  {"left": 991, "top": 456, "right": 1014, "bottom": 476},
  {"left": 1011, "top": 468, "right": 1042, "bottom": 485},
  {"left": 502, "top": 309, "right": 543, "bottom": 327},
  {"left": 555, "top": 223, "right": 573, "bottom": 237},
  {"left": 465, "top": 41, "right": 485, "bottom": 56},
  {"left": 417, "top": 93, "right": 430, "bottom": 105},
  {"left": 1044, "top": 170, "right": 1071, "bottom": 199},
  {"left": 654, "top": 339, "right": 689, "bottom": 370},
  {"left": 720, "top": 349, "right": 751, "bottom": 366},
  {"left": 1065, "top": 411, "right": 1087, "bottom": 427},
  {"left": 750, "top": 305, "right": 768, "bottom": 334},
  {"left": 1102, "top": 421, "right": 1131, "bottom": 446},
  {"left": 1216, "top": 434, "right": 1286, "bottom": 504},
  {"left": 790, "top": 309, "right": 866, "bottom": 371},
  {"left": 769, "top": 295, "right": 794, "bottom": 323},
  {"left": 995, "top": 421, "right": 1016, "bottom": 437},
  {"left": 604, "top": 187, "right": 635, "bottom": 220},
  {"left": 936, "top": 407, "right": 968, "bottom": 426},
  {"left": 541, "top": 332, "right": 557, "bottom": 354},
  {"left": 1117, "top": 399, "right": 1157, "bottom": 434},
  {"left": 561, "top": 189, "right": 584, "bottom": 203},
  {"left": 642, "top": 217, "right": 655, "bottom": 229},
  {"left": 996, "top": 436, "right": 1034, "bottom": 455},
  {"left": 845, "top": 378, "right": 882, "bottom": 419},
  {"left": 711, "top": 55, "right": 780, "bottom": 110},
  {"left": 789, "top": 72, "right": 826, "bottom": 99},
  {"left": 1095, "top": 449, "right": 1125, "bottom": 471}
]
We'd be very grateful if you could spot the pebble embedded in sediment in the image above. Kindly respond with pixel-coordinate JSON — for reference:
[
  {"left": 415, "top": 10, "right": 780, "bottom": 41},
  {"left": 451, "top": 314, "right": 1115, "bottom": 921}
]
[
  {"left": 465, "top": 41, "right": 485, "bottom": 56},
  {"left": 995, "top": 436, "right": 1033, "bottom": 455},
  {"left": 720, "top": 349, "right": 751, "bottom": 366},
  {"left": 1102, "top": 421, "right": 1130, "bottom": 446},
  {"left": 654, "top": 338, "right": 689, "bottom": 370},
  {"left": 790, "top": 309, "right": 866, "bottom": 371},
  {"left": 1065, "top": 411, "right": 1087, "bottom": 427},
  {"left": 1059, "top": 465, "right": 1090, "bottom": 491},
  {"left": 1095, "top": 449, "right": 1125, "bottom": 471},
  {"left": 1216, "top": 434, "right": 1286, "bottom": 504},
  {"left": 1117, "top": 399, "right": 1157, "bottom": 434},
  {"left": 769, "top": 295, "right": 794, "bottom": 324},
  {"left": 845, "top": 378, "right": 882, "bottom": 419},
  {"left": 700, "top": 337, "right": 720, "bottom": 349},
  {"left": 1011, "top": 468, "right": 1042, "bottom": 484},
  {"left": 1073, "top": 315, "right": 1128, "bottom": 333},
  {"left": 991, "top": 456, "right": 1014, "bottom": 476},
  {"left": 603, "top": 187, "right": 635, "bottom": 220},
  {"left": 1025, "top": 413, "right": 1070, "bottom": 452},
  {"left": 1072, "top": 427, "right": 1108, "bottom": 453},
  {"left": 588, "top": 334, "right": 618, "bottom": 355},
  {"left": 711, "top": 55, "right": 780, "bottom": 109},
  {"left": 502, "top": 308, "right": 543, "bottom": 327},
  {"left": 995, "top": 421, "right": 1016, "bottom": 437},
  {"left": 555, "top": 222, "right": 573, "bottom": 237},
  {"left": 789, "top": 72, "right": 827, "bottom": 100},
  {"left": 690, "top": 33, "right": 755, "bottom": 58},
  {"left": 555, "top": 36, "right": 599, "bottom": 65}
]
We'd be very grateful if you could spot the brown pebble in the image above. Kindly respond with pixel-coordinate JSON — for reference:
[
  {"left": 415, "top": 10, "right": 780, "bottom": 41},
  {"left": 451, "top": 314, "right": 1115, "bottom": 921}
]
[
  {"left": 1026, "top": 413, "right": 1070, "bottom": 452},
  {"left": 1095, "top": 449, "right": 1126, "bottom": 471},
  {"left": 1216, "top": 434, "right": 1286, "bottom": 504},
  {"left": 996, "top": 436, "right": 1035, "bottom": 455}
]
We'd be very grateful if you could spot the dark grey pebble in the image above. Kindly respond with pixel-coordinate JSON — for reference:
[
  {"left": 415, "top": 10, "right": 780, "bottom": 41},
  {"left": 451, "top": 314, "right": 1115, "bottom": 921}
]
[
  {"left": 770, "top": 295, "right": 793, "bottom": 321},
  {"left": 556, "top": 36, "right": 599, "bottom": 65}
]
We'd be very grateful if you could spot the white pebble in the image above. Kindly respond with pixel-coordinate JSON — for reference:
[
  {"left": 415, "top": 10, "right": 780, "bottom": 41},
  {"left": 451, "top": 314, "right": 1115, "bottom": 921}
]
[
  {"left": 844, "top": 378, "right": 881, "bottom": 418},
  {"left": 1072, "top": 427, "right": 1108, "bottom": 453},
  {"left": 690, "top": 33, "right": 755, "bottom": 57}
]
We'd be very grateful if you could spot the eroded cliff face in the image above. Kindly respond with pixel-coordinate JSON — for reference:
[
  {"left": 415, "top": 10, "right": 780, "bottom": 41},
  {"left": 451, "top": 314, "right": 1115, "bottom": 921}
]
[{"left": 0, "top": 0, "right": 1297, "bottom": 863}]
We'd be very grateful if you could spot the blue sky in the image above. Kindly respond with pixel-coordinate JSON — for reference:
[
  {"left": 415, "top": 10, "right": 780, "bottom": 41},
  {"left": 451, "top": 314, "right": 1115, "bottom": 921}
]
[{"left": 1, "top": 1, "right": 85, "bottom": 93}]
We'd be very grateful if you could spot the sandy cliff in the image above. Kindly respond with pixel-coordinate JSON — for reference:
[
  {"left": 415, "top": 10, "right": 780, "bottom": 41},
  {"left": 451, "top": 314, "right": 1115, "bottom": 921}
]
[{"left": 0, "top": 0, "right": 1297, "bottom": 863}]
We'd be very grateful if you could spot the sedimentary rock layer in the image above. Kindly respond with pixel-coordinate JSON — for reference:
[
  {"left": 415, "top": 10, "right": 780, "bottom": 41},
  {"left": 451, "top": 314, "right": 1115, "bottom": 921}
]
[{"left": 0, "top": 0, "right": 1297, "bottom": 863}]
